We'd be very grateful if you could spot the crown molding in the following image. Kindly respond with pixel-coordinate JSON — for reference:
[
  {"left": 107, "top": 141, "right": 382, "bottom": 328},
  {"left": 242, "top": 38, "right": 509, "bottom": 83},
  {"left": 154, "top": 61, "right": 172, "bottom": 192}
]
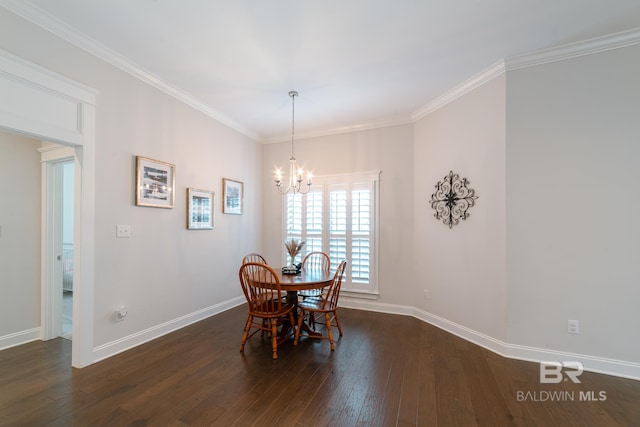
[
  {"left": 506, "top": 27, "right": 640, "bottom": 71},
  {"left": 411, "top": 27, "right": 640, "bottom": 121},
  {"left": 0, "top": 0, "right": 260, "bottom": 141},
  {"left": 5, "top": 1, "right": 640, "bottom": 141},
  {"left": 411, "top": 60, "right": 506, "bottom": 122},
  {"left": 261, "top": 115, "right": 414, "bottom": 144}
]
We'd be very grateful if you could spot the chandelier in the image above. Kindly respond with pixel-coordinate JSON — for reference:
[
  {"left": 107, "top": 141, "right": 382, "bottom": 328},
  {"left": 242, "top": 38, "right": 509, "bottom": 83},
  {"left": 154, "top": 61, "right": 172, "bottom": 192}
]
[{"left": 274, "top": 90, "right": 312, "bottom": 194}]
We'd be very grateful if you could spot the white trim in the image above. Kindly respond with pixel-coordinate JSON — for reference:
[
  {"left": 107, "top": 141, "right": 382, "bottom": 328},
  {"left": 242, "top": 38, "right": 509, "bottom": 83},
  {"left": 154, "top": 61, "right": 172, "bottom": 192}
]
[
  {"left": 412, "top": 60, "right": 506, "bottom": 122},
  {"left": 0, "top": 48, "right": 96, "bottom": 368},
  {"left": 92, "top": 297, "right": 245, "bottom": 363},
  {"left": 0, "top": 49, "right": 98, "bottom": 104},
  {"left": 310, "top": 170, "right": 382, "bottom": 185},
  {"left": 38, "top": 143, "right": 76, "bottom": 159},
  {"left": 506, "top": 27, "right": 640, "bottom": 71},
  {"left": 0, "top": 327, "right": 41, "bottom": 351},
  {"left": 413, "top": 27, "right": 640, "bottom": 120},
  {"left": 338, "top": 299, "right": 640, "bottom": 381},
  {"left": 5, "top": 0, "right": 638, "bottom": 142},
  {"left": 261, "top": 116, "right": 414, "bottom": 144},
  {"left": 0, "top": 0, "right": 258, "bottom": 142},
  {"left": 504, "top": 343, "right": 640, "bottom": 382},
  {"left": 340, "top": 290, "right": 379, "bottom": 300}
]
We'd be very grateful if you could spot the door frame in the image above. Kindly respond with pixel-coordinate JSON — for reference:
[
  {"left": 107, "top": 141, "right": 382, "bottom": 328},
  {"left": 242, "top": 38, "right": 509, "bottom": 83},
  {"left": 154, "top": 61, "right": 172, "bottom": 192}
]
[
  {"left": 0, "top": 49, "right": 97, "bottom": 368},
  {"left": 40, "top": 147, "right": 75, "bottom": 340}
]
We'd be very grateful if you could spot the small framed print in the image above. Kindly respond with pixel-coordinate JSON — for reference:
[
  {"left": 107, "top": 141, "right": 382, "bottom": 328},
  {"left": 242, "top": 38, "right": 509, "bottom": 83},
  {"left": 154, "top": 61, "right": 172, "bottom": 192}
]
[
  {"left": 135, "top": 156, "right": 175, "bottom": 208},
  {"left": 223, "top": 178, "right": 243, "bottom": 215},
  {"left": 187, "top": 188, "right": 215, "bottom": 229}
]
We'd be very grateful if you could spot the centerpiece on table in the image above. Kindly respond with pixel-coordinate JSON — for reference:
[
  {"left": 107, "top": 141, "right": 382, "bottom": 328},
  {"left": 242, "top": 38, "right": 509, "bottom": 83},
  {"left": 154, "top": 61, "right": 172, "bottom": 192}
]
[{"left": 283, "top": 238, "right": 305, "bottom": 274}]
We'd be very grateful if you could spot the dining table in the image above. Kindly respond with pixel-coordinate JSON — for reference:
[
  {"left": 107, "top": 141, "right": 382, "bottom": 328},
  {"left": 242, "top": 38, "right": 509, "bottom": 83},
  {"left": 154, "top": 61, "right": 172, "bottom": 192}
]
[{"left": 276, "top": 267, "right": 333, "bottom": 301}]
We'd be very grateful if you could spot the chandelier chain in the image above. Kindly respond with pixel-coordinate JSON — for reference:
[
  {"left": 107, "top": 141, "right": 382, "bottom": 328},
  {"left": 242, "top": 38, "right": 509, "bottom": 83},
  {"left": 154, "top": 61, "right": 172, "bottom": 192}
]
[
  {"left": 290, "top": 90, "right": 296, "bottom": 158},
  {"left": 274, "top": 90, "right": 311, "bottom": 195}
]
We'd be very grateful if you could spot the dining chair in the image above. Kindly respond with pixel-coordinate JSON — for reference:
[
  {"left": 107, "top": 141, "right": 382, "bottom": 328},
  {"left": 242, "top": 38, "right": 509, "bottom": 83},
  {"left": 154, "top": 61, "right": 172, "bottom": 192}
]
[
  {"left": 239, "top": 262, "right": 296, "bottom": 359},
  {"left": 298, "top": 251, "right": 330, "bottom": 300},
  {"left": 242, "top": 253, "right": 267, "bottom": 265},
  {"left": 294, "top": 260, "right": 347, "bottom": 351}
]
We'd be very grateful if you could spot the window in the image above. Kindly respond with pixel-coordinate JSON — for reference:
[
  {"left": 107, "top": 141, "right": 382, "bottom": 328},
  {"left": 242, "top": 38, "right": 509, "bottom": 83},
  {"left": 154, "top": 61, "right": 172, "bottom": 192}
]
[{"left": 284, "top": 172, "right": 380, "bottom": 295}]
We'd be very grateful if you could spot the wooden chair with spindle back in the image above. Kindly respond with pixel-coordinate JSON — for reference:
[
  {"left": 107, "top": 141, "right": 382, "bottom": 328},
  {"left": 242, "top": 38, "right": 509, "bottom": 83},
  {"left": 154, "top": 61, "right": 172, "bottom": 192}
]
[
  {"left": 239, "top": 262, "right": 296, "bottom": 359},
  {"left": 242, "top": 253, "right": 267, "bottom": 265},
  {"left": 294, "top": 260, "right": 347, "bottom": 351},
  {"left": 298, "top": 251, "right": 330, "bottom": 300}
]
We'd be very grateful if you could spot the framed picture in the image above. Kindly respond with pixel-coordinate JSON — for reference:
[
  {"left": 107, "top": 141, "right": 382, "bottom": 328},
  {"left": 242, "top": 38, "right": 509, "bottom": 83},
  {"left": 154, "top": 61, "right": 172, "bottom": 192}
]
[
  {"left": 187, "top": 188, "right": 215, "bottom": 229},
  {"left": 135, "top": 156, "right": 175, "bottom": 208},
  {"left": 223, "top": 178, "right": 243, "bottom": 214}
]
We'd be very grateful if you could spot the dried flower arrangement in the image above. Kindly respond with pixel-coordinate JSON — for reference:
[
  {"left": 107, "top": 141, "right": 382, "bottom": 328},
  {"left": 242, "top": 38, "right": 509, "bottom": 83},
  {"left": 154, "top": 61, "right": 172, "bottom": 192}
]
[{"left": 284, "top": 238, "right": 305, "bottom": 267}]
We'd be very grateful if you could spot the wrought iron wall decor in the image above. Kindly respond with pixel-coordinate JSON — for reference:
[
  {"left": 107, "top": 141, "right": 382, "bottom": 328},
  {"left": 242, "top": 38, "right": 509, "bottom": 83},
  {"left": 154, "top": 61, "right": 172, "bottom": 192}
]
[{"left": 430, "top": 171, "right": 478, "bottom": 229}]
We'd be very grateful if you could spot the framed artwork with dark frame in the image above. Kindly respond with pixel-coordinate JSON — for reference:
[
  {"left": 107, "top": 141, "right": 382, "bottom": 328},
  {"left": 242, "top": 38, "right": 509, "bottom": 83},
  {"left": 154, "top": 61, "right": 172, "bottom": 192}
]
[
  {"left": 223, "top": 178, "right": 243, "bottom": 215},
  {"left": 135, "top": 156, "right": 175, "bottom": 208},
  {"left": 187, "top": 188, "right": 215, "bottom": 230}
]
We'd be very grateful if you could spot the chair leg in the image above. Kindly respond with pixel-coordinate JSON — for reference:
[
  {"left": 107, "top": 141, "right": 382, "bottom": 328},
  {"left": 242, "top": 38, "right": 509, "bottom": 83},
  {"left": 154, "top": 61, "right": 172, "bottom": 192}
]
[
  {"left": 325, "top": 313, "right": 335, "bottom": 351},
  {"left": 288, "top": 311, "right": 297, "bottom": 339},
  {"left": 271, "top": 319, "right": 278, "bottom": 359},
  {"left": 293, "top": 309, "right": 305, "bottom": 345},
  {"left": 240, "top": 315, "right": 253, "bottom": 352},
  {"left": 309, "top": 312, "right": 316, "bottom": 330},
  {"left": 334, "top": 310, "right": 343, "bottom": 337}
]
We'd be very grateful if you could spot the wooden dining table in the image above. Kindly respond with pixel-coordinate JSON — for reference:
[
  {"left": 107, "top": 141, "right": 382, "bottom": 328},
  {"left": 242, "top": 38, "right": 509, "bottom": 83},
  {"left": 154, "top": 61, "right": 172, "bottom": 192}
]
[{"left": 276, "top": 268, "right": 333, "bottom": 300}]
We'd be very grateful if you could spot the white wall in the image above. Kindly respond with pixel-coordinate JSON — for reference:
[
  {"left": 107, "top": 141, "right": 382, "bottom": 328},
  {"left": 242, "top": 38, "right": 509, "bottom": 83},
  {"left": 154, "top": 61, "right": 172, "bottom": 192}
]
[
  {"left": 1, "top": 8, "right": 261, "bottom": 354},
  {"left": 506, "top": 44, "right": 640, "bottom": 363},
  {"left": 413, "top": 75, "right": 507, "bottom": 341},
  {"left": 0, "top": 132, "right": 41, "bottom": 337},
  {"left": 262, "top": 124, "right": 415, "bottom": 306}
]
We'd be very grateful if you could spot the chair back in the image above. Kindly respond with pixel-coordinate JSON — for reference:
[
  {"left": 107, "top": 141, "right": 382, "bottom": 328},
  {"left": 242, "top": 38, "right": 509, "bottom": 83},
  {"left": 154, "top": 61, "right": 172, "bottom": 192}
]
[
  {"left": 242, "top": 253, "right": 267, "bottom": 265},
  {"left": 322, "top": 260, "right": 347, "bottom": 309},
  {"left": 302, "top": 251, "right": 330, "bottom": 271},
  {"left": 238, "top": 262, "right": 285, "bottom": 315}
]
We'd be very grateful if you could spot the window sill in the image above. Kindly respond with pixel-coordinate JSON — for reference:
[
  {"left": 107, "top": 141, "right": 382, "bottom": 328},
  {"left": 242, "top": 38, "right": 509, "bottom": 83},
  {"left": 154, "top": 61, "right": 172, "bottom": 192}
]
[{"left": 341, "top": 290, "right": 380, "bottom": 300}]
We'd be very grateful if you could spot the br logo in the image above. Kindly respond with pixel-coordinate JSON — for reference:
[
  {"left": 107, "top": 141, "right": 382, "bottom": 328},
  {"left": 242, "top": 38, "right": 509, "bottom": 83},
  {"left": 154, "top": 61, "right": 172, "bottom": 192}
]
[{"left": 540, "top": 361, "right": 583, "bottom": 384}]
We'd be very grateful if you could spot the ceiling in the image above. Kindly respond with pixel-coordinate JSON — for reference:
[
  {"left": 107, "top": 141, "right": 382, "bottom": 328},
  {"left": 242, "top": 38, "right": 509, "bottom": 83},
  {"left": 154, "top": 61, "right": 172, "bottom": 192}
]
[{"left": 8, "top": 0, "right": 640, "bottom": 142}]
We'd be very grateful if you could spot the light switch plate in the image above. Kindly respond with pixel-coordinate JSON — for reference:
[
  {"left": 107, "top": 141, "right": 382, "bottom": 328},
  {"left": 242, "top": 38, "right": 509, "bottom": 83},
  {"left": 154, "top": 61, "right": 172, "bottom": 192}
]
[{"left": 116, "top": 224, "right": 131, "bottom": 238}]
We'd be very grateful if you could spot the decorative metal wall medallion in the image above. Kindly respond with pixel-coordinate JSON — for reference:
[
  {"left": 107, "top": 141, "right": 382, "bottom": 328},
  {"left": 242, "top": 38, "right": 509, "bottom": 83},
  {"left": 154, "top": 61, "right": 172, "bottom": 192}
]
[{"left": 430, "top": 171, "right": 478, "bottom": 229}]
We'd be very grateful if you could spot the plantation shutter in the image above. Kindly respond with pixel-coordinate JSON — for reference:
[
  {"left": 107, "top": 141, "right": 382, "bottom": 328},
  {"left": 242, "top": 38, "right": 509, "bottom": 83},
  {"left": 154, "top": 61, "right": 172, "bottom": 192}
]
[{"left": 283, "top": 172, "right": 380, "bottom": 295}]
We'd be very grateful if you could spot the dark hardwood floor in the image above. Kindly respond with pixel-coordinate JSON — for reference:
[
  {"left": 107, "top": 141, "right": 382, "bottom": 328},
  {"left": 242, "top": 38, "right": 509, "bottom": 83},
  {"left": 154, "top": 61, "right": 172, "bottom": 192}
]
[{"left": 1, "top": 306, "right": 639, "bottom": 426}]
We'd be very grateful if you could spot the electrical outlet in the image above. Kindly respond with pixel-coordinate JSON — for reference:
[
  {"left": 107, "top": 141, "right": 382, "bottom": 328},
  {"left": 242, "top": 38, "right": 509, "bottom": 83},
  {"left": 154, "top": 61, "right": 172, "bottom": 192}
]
[
  {"left": 568, "top": 319, "right": 579, "bottom": 334},
  {"left": 423, "top": 289, "right": 429, "bottom": 299},
  {"left": 116, "top": 306, "right": 128, "bottom": 322}
]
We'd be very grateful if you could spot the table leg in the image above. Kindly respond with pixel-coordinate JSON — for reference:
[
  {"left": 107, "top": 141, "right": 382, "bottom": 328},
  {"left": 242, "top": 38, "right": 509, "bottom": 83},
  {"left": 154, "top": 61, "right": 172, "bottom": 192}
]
[{"left": 283, "top": 291, "right": 320, "bottom": 337}]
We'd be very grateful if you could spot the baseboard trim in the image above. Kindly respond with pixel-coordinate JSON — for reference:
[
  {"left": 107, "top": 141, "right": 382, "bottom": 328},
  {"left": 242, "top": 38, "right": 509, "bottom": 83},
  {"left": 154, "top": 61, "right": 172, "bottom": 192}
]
[
  {"left": 86, "top": 295, "right": 639, "bottom": 381},
  {"left": 92, "top": 296, "right": 245, "bottom": 363},
  {"left": 0, "top": 327, "right": 41, "bottom": 351},
  {"left": 504, "top": 343, "right": 640, "bottom": 382},
  {"left": 340, "top": 299, "right": 640, "bottom": 381}
]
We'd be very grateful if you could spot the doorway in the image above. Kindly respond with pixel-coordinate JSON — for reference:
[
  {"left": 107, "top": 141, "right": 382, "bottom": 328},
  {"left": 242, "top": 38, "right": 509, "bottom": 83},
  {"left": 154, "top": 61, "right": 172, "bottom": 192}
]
[
  {"left": 41, "top": 146, "right": 76, "bottom": 343},
  {"left": 1, "top": 48, "right": 96, "bottom": 367}
]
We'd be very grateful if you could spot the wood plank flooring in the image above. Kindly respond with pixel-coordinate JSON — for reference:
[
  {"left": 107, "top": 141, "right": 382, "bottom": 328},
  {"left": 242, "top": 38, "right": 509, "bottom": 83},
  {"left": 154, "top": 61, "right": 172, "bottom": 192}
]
[{"left": 1, "top": 306, "right": 639, "bottom": 426}]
